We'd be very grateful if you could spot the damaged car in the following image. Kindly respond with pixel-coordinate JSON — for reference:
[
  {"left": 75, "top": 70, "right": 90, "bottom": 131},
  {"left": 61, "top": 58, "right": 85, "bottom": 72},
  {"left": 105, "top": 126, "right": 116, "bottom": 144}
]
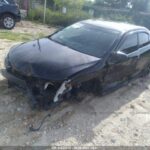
[{"left": 2, "top": 20, "right": 150, "bottom": 109}]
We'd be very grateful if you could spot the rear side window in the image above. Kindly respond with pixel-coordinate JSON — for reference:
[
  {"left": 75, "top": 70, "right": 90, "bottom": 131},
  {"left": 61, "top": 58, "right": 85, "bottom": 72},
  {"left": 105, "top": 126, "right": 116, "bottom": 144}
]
[
  {"left": 139, "top": 33, "right": 149, "bottom": 47},
  {"left": 120, "top": 33, "right": 138, "bottom": 54}
]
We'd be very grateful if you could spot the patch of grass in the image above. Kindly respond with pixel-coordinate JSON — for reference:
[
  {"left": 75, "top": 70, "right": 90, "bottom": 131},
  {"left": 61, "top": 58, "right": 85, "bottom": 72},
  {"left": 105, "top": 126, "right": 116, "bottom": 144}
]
[
  {"left": 0, "top": 31, "right": 32, "bottom": 41},
  {"left": 0, "top": 31, "right": 46, "bottom": 41}
]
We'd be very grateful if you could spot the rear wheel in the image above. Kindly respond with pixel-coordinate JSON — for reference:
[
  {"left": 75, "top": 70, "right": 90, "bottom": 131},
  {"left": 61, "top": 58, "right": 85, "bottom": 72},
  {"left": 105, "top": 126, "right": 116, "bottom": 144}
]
[{"left": 2, "top": 14, "right": 16, "bottom": 29}]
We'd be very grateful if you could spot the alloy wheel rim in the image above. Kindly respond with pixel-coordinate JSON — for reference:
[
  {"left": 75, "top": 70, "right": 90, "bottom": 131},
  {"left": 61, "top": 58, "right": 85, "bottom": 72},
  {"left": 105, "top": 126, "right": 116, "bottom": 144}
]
[{"left": 3, "top": 17, "right": 14, "bottom": 28}]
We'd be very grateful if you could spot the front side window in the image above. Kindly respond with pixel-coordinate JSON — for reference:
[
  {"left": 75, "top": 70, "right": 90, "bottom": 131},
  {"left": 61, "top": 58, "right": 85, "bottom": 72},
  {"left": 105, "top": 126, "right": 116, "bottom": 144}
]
[
  {"left": 139, "top": 32, "right": 149, "bottom": 47},
  {"left": 50, "top": 23, "right": 120, "bottom": 58},
  {"left": 120, "top": 33, "right": 138, "bottom": 54}
]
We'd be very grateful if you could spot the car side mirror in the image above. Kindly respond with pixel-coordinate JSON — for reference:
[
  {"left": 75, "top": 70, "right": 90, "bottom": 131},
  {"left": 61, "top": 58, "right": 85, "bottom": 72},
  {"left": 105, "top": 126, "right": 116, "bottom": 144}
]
[
  {"left": 117, "top": 50, "right": 128, "bottom": 57},
  {"left": 108, "top": 51, "right": 128, "bottom": 64}
]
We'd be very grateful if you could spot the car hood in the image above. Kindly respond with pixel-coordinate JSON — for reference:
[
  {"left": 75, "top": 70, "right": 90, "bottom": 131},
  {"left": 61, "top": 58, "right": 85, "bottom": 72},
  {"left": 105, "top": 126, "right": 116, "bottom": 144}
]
[{"left": 8, "top": 38, "right": 100, "bottom": 81}]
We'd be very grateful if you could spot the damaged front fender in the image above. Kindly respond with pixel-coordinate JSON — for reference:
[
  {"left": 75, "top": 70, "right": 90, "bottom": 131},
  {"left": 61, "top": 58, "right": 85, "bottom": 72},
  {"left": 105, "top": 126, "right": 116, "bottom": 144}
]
[{"left": 53, "top": 80, "right": 72, "bottom": 103}]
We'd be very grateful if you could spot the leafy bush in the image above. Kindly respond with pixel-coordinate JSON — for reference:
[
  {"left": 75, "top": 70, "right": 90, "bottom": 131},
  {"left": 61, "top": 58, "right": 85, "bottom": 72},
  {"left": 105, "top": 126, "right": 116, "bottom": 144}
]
[
  {"left": 105, "top": 14, "right": 133, "bottom": 23},
  {"left": 27, "top": 7, "right": 91, "bottom": 26},
  {"left": 47, "top": 10, "right": 90, "bottom": 26},
  {"left": 94, "top": 8, "right": 133, "bottom": 23},
  {"left": 132, "top": 13, "right": 150, "bottom": 29},
  {"left": 27, "top": 7, "right": 44, "bottom": 22}
]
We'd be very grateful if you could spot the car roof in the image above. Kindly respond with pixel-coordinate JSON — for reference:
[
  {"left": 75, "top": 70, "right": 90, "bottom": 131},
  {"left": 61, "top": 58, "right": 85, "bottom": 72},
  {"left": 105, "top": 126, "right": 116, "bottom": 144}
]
[{"left": 83, "top": 19, "right": 148, "bottom": 34}]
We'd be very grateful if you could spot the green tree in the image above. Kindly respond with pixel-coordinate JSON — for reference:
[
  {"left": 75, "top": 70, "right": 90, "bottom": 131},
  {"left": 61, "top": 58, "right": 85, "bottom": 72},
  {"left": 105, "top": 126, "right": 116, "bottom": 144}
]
[
  {"left": 132, "top": 0, "right": 149, "bottom": 12},
  {"left": 54, "top": 0, "right": 84, "bottom": 10},
  {"left": 47, "top": 0, "right": 55, "bottom": 8},
  {"left": 95, "top": 0, "right": 131, "bottom": 9}
]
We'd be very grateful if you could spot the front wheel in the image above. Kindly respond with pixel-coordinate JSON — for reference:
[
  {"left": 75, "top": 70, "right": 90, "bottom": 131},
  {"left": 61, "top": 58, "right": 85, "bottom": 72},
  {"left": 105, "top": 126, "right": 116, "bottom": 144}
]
[{"left": 2, "top": 14, "right": 16, "bottom": 29}]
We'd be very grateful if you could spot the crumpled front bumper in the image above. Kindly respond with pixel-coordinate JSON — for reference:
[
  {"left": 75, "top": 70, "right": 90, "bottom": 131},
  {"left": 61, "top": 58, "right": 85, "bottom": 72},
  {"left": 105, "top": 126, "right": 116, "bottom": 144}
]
[{"left": 1, "top": 69, "right": 72, "bottom": 105}]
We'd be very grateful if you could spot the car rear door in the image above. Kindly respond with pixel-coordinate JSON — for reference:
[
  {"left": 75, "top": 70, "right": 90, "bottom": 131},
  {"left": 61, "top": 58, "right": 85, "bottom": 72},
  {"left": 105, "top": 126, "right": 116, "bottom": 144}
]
[
  {"left": 135, "top": 31, "right": 150, "bottom": 73},
  {"left": 102, "top": 32, "right": 139, "bottom": 90}
]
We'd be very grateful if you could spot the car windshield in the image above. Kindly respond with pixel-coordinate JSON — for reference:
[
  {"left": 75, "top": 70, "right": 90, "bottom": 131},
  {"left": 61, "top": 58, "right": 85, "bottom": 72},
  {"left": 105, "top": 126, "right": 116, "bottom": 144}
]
[{"left": 50, "top": 23, "right": 120, "bottom": 58}]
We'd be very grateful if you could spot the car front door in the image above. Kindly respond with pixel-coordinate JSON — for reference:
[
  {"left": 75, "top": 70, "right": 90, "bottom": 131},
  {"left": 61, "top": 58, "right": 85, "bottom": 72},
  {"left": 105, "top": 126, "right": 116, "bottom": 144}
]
[
  {"left": 136, "top": 32, "right": 150, "bottom": 74},
  {"left": 102, "top": 32, "right": 139, "bottom": 91}
]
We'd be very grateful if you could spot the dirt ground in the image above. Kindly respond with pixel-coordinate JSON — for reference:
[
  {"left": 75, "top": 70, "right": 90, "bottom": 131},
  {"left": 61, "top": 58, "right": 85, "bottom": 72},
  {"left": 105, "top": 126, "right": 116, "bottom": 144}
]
[{"left": 0, "top": 21, "right": 150, "bottom": 146}]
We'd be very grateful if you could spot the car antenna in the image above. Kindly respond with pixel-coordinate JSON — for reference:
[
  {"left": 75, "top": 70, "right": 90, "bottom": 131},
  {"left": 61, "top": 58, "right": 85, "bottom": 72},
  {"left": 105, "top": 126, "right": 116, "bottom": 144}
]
[{"left": 37, "top": 39, "right": 41, "bottom": 52}]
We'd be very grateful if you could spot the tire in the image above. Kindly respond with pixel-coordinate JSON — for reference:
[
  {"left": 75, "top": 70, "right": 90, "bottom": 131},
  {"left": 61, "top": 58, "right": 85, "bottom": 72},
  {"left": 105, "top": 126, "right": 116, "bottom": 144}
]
[{"left": 2, "top": 14, "right": 16, "bottom": 30}]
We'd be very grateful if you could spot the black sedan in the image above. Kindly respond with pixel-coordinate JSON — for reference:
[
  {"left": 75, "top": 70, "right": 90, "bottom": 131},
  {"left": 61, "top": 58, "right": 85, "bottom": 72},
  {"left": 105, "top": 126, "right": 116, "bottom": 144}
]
[{"left": 2, "top": 20, "right": 150, "bottom": 109}]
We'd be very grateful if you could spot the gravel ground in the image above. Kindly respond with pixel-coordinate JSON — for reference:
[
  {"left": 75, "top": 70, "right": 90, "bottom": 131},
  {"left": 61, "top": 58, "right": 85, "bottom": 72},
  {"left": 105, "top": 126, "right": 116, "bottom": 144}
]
[{"left": 0, "top": 21, "right": 150, "bottom": 146}]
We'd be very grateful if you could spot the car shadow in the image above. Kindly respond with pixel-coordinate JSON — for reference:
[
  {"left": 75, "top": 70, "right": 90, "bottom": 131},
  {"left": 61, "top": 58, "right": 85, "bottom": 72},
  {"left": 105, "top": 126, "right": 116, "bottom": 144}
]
[
  {"left": 48, "top": 76, "right": 149, "bottom": 144},
  {"left": 0, "top": 75, "right": 149, "bottom": 145}
]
